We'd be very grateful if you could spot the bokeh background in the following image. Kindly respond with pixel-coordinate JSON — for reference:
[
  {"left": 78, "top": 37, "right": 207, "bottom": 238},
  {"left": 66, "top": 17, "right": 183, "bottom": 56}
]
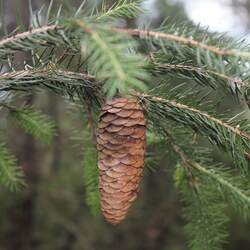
[{"left": 0, "top": 0, "right": 250, "bottom": 249}]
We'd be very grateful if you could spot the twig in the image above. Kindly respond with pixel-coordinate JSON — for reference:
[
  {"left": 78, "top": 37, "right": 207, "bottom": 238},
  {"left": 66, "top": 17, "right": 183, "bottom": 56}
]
[
  {"left": 167, "top": 130, "right": 250, "bottom": 204},
  {"left": 151, "top": 61, "right": 245, "bottom": 85},
  {"left": 1, "top": 22, "right": 250, "bottom": 58},
  {"left": 112, "top": 27, "right": 250, "bottom": 58},
  {"left": 0, "top": 25, "right": 60, "bottom": 46},
  {"left": 0, "top": 68, "right": 95, "bottom": 82},
  {"left": 137, "top": 93, "right": 250, "bottom": 141},
  {"left": 163, "top": 128, "right": 194, "bottom": 176}
]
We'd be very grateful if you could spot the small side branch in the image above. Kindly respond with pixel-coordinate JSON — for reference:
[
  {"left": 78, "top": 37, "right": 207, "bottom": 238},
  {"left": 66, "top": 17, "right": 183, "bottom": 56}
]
[
  {"left": 0, "top": 68, "right": 95, "bottom": 82},
  {"left": 0, "top": 25, "right": 59, "bottom": 47},
  {"left": 150, "top": 61, "right": 244, "bottom": 85},
  {"left": 112, "top": 28, "right": 250, "bottom": 58},
  {"left": 163, "top": 128, "right": 194, "bottom": 178},
  {"left": 168, "top": 132, "right": 250, "bottom": 218}
]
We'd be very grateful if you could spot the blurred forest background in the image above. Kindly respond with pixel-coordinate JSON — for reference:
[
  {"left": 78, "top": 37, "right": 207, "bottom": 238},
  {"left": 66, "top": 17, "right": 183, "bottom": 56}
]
[{"left": 0, "top": 0, "right": 250, "bottom": 249}]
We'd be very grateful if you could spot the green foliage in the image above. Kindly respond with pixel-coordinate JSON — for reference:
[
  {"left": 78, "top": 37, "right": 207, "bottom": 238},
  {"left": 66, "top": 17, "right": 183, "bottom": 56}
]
[
  {"left": 147, "top": 55, "right": 244, "bottom": 96},
  {"left": 0, "top": 143, "right": 25, "bottom": 191},
  {"left": 10, "top": 108, "right": 56, "bottom": 144},
  {"left": 0, "top": 1, "right": 250, "bottom": 249},
  {"left": 139, "top": 94, "right": 250, "bottom": 174},
  {"left": 173, "top": 163, "right": 186, "bottom": 188},
  {"left": 184, "top": 146, "right": 250, "bottom": 221},
  {"left": 143, "top": 21, "right": 250, "bottom": 100},
  {"left": 191, "top": 148, "right": 250, "bottom": 220},
  {"left": 74, "top": 20, "right": 148, "bottom": 99},
  {"left": 96, "top": 0, "right": 144, "bottom": 20},
  {"left": 157, "top": 126, "right": 250, "bottom": 248},
  {"left": 145, "top": 19, "right": 250, "bottom": 62},
  {"left": 83, "top": 144, "right": 100, "bottom": 216},
  {"left": 0, "top": 69, "right": 100, "bottom": 103},
  {"left": 178, "top": 174, "right": 229, "bottom": 250},
  {"left": 71, "top": 112, "right": 100, "bottom": 216},
  {"left": 195, "top": 163, "right": 250, "bottom": 220},
  {"left": 0, "top": 25, "right": 72, "bottom": 60}
]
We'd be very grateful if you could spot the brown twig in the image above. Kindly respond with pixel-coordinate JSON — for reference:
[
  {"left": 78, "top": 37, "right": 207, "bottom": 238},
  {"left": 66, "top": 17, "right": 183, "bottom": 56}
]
[
  {"left": 1, "top": 22, "right": 250, "bottom": 58},
  {"left": 0, "top": 25, "right": 60, "bottom": 46},
  {"left": 151, "top": 61, "right": 241, "bottom": 83},
  {"left": 149, "top": 60, "right": 247, "bottom": 96},
  {"left": 111, "top": 27, "right": 250, "bottom": 58},
  {"left": 0, "top": 68, "right": 95, "bottom": 82},
  {"left": 136, "top": 93, "right": 250, "bottom": 141}
]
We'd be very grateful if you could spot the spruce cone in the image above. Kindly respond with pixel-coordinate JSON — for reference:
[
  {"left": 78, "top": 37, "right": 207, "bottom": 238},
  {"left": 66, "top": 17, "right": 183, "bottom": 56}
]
[{"left": 97, "top": 97, "right": 146, "bottom": 224}]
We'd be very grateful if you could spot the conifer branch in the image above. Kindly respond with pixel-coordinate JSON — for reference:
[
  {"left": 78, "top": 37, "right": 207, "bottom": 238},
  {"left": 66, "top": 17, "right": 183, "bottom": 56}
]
[
  {"left": 112, "top": 28, "right": 250, "bottom": 58},
  {"left": 171, "top": 137, "right": 229, "bottom": 250},
  {"left": 139, "top": 93, "right": 250, "bottom": 140},
  {"left": 147, "top": 48, "right": 247, "bottom": 100},
  {"left": 75, "top": 20, "right": 148, "bottom": 98},
  {"left": 0, "top": 68, "right": 99, "bottom": 101},
  {"left": 9, "top": 108, "right": 56, "bottom": 144},
  {"left": 147, "top": 59, "right": 246, "bottom": 98},
  {"left": 82, "top": 136, "right": 100, "bottom": 216},
  {"left": 0, "top": 143, "right": 25, "bottom": 191},
  {"left": 137, "top": 93, "right": 250, "bottom": 173},
  {"left": 194, "top": 163, "right": 250, "bottom": 219},
  {"left": 0, "top": 25, "right": 64, "bottom": 59},
  {"left": 149, "top": 61, "right": 245, "bottom": 87},
  {"left": 96, "top": 0, "right": 144, "bottom": 20},
  {"left": 0, "top": 68, "right": 95, "bottom": 84},
  {"left": 166, "top": 130, "right": 250, "bottom": 220},
  {"left": 180, "top": 179, "right": 229, "bottom": 250},
  {"left": 0, "top": 25, "right": 58, "bottom": 47},
  {"left": 1, "top": 21, "right": 249, "bottom": 62}
]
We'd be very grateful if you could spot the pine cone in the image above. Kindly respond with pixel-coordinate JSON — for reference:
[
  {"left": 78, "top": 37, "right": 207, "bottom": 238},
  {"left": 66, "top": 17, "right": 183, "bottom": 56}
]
[{"left": 97, "top": 97, "right": 146, "bottom": 225}]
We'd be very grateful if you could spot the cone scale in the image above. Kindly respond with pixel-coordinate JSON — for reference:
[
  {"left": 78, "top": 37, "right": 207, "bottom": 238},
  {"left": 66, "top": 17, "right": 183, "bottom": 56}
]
[{"left": 97, "top": 97, "right": 146, "bottom": 224}]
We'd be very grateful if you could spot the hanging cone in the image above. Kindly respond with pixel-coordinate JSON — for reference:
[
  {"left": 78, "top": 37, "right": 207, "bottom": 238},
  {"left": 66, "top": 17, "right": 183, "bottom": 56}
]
[{"left": 97, "top": 97, "right": 146, "bottom": 225}]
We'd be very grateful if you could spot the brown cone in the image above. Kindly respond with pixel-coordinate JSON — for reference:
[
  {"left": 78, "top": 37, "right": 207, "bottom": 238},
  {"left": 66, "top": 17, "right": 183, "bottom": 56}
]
[{"left": 97, "top": 97, "right": 146, "bottom": 225}]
